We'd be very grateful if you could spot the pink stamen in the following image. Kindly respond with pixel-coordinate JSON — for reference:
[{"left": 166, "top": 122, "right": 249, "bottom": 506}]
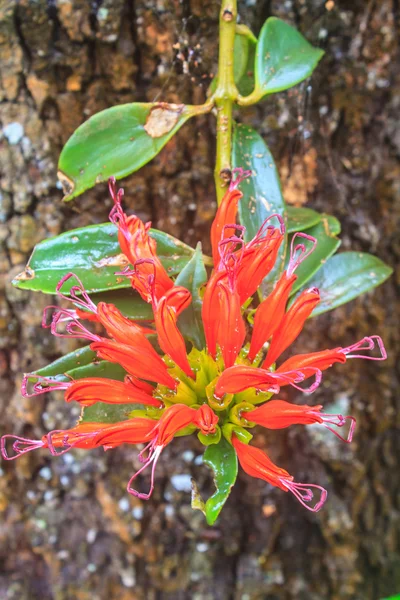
[
  {"left": 45, "top": 430, "right": 73, "bottom": 456},
  {"left": 126, "top": 445, "right": 163, "bottom": 500},
  {"left": 56, "top": 273, "right": 98, "bottom": 314},
  {"left": 229, "top": 167, "right": 252, "bottom": 190},
  {"left": 280, "top": 479, "right": 328, "bottom": 512},
  {"left": 1, "top": 435, "right": 44, "bottom": 460},
  {"left": 287, "top": 233, "right": 317, "bottom": 276},
  {"left": 312, "top": 413, "right": 356, "bottom": 443},
  {"left": 275, "top": 368, "right": 322, "bottom": 394},
  {"left": 50, "top": 309, "right": 100, "bottom": 342},
  {"left": 132, "top": 259, "right": 157, "bottom": 304},
  {"left": 218, "top": 232, "right": 245, "bottom": 288},
  {"left": 21, "top": 374, "right": 70, "bottom": 398},
  {"left": 342, "top": 335, "right": 387, "bottom": 360},
  {"left": 250, "top": 214, "right": 286, "bottom": 243},
  {"left": 138, "top": 439, "right": 156, "bottom": 463},
  {"left": 42, "top": 305, "right": 80, "bottom": 329}
]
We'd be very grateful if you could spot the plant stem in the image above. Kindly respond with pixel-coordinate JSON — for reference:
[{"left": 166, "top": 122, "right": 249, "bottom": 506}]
[{"left": 214, "top": 0, "right": 238, "bottom": 205}]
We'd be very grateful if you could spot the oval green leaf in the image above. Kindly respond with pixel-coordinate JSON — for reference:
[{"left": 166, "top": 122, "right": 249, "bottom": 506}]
[
  {"left": 58, "top": 102, "right": 198, "bottom": 200},
  {"left": 12, "top": 223, "right": 195, "bottom": 294},
  {"left": 288, "top": 214, "right": 341, "bottom": 295},
  {"left": 301, "top": 252, "right": 393, "bottom": 317},
  {"left": 287, "top": 206, "right": 322, "bottom": 233},
  {"left": 34, "top": 345, "right": 97, "bottom": 381},
  {"left": 203, "top": 437, "right": 238, "bottom": 525},
  {"left": 254, "top": 17, "right": 324, "bottom": 97},
  {"left": 175, "top": 243, "right": 207, "bottom": 350},
  {"left": 88, "top": 288, "right": 154, "bottom": 321},
  {"left": 232, "top": 123, "right": 287, "bottom": 292}
]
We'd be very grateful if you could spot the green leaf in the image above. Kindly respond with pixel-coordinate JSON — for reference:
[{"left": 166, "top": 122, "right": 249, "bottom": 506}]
[
  {"left": 288, "top": 214, "right": 341, "bottom": 295},
  {"left": 34, "top": 345, "right": 97, "bottom": 382},
  {"left": 300, "top": 252, "right": 393, "bottom": 317},
  {"left": 12, "top": 223, "right": 194, "bottom": 295},
  {"left": 235, "top": 29, "right": 257, "bottom": 97},
  {"left": 234, "top": 34, "right": 250, "bottom": 83},
  {"left": 175, "top": 243, "right": 207, "bottom": 350},
  {"left": 232, "top": 123, "right": 287, "bottom": 291},
  {"left": 254, "top": 17, "right": 324, "bottom": 98},
  {"left": 81, "top": 401, "right": 144, "bottom": 424},
  {"left": 191, "top": 437, "right": 238, "bottom": 525},
  {"left": 89, "top": 288, "right": 154, "bottom": 321},
  {"left": 287, "top": 206, "right": 322, "bottom": 233},
  {"left": 58, "top": 102, "right": 198, "bottom": 200},
  {"left": 67, "top": 360, "right": 127, "bottom": 382},
  {"left": 203, "top": 437, "right": 238, "bottom": 525}
]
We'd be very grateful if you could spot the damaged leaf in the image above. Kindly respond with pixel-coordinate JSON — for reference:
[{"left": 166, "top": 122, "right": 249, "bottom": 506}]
[{"left": 58, "top": 102, "right": 196, "bottom": 200}]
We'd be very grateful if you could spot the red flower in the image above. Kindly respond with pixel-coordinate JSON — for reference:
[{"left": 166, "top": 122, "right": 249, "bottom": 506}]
[
  {"left": 127, "top": 404, "right": 218, "bottom": 499},
  {"left": 1, "top": 419, "right": 155, "bottom": 459},
  {"left": 246, "top": 400, "right": 356, "bottom": 443},
  {"left": 2, "top": 176, "right": 387, "bottom": 515},
  {"left": 232, "top": 436, "right": 327, "bottom": 512},
  {"left": 64, "top": 377, "right": 162, "bottom": 408}
]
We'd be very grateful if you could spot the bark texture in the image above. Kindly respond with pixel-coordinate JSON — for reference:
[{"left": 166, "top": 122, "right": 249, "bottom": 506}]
[{"left": 0, "top": 1, "right": 399, "bottom": 599}]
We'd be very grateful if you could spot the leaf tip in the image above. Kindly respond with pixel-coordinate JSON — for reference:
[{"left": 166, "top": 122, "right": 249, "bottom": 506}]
[
  {"left": 57, "top": 170, "right": 76, "bottom": 201},
  {"left": 12, "top": 266, "right": 35, "bottom": 287}
]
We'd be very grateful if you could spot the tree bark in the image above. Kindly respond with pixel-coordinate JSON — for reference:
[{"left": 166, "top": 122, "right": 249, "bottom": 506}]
[{"left": 0, "top": 1, "right": 398, "bottom": 599}]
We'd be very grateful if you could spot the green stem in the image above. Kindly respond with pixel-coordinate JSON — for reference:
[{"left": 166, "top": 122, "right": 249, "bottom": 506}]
[{"left": 214, "top": 0, "right": 238, "bottom": 205}]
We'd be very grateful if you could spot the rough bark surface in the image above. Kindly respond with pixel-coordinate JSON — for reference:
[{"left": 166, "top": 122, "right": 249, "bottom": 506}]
[{"left": 0, "top": 1, "right": 399, "bottom": 599}]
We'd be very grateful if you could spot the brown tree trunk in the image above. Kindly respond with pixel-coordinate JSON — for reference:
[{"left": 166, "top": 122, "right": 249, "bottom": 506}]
[{"left": 0, "top": 1, "right": 398, "bottom": 598}]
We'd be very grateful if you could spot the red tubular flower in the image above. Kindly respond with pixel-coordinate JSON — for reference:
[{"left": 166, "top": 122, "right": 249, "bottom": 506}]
[
  {"left": 247, "top": 230, "right": 318, "bottom": 362},
  {"left": 246, "top": 400, "right": 356, "bottom": 443},
  {"left": 236, "top": 222, "right": 284, "bottom": 304},
  {"left": 210, "top": 168, "right": 251, "bottom": 267},
  {"left": 126, "top": 404, "right": 197, "bottom": 499},
  {"left": 127, "top": 404, "right": 219, "bottom": 499},
  {"left": 109, "top": 179, "right": 173, "bottom": 302},
  {"left": 96, "top": 302, "right": 156, "bottom": 350},
  {"left": 64, "top": 377, "right": 162, "bottom": 408},
  {"left": 193, "top": 404, "right": 219, "bottom": 435},
  {"left": 1, "top": 419, "right": 157, "bottom": 461},
  {"left": 3, "top": 175, "right": 387, "bottom": 516},
  {"left": 89, "top": 417, "right": 156, "bottom": 449},
  {"left": 232, "top": 436, "right": 327, "bottom": 512},
  {"left": 276, "top": 348, "right": 346, "bottom": 374},
  {"left": 154, "top": 292, "right": 195, "bottom": 378},
  {"left": 202, "top": 269, "right": 226, "bottom": 358},
  {"left": 248, "top": 272, "right": 297, "bottom": 361},
  {"left": 90, "top": 338, "right": 176, "bottom": 389},
  {"left": 217, "top": 280, "right": 246, "bottom": 368},
  {"left": 263, "top": 287, "right": 321, "bottom": 369},
  {"left": 1, "top": 423, "right": 109, "bottom": 459}
]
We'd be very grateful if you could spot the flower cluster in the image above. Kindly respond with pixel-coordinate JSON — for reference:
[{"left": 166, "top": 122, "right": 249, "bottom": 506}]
[{"left": 2, "top": 172, "right": 386, "bottom": 513}]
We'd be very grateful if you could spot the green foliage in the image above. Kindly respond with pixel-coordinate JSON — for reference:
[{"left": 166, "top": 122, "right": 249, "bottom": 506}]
[
  {"left": 253, "top": 17, "right": 324, "bottom": 98},
  {"left": 58, "top": 103, "right": 196, "bottom": 200},
  {"left": 35, "top": 345, "right": 97, "bottom": 382},
  {"left": 191, "top": 437, "right": 238, "bottom": 525},
  {"left": 12, "top": 223, "right": 195, "bottom": 295},
  {"left": 297, "top": 251, "right": 393, "bottom": 317},
  {"left": 286, "top": 206, "right": 322, "bottom": 233},
  {"left": 232, "top": 122, "right": 287, "bottom": 291},
  {"left": 175, "top": 244, "right": 207, "bottom": 350},
  {"left": 287, "top": 214, "right": 341, "bottom": 294}
]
